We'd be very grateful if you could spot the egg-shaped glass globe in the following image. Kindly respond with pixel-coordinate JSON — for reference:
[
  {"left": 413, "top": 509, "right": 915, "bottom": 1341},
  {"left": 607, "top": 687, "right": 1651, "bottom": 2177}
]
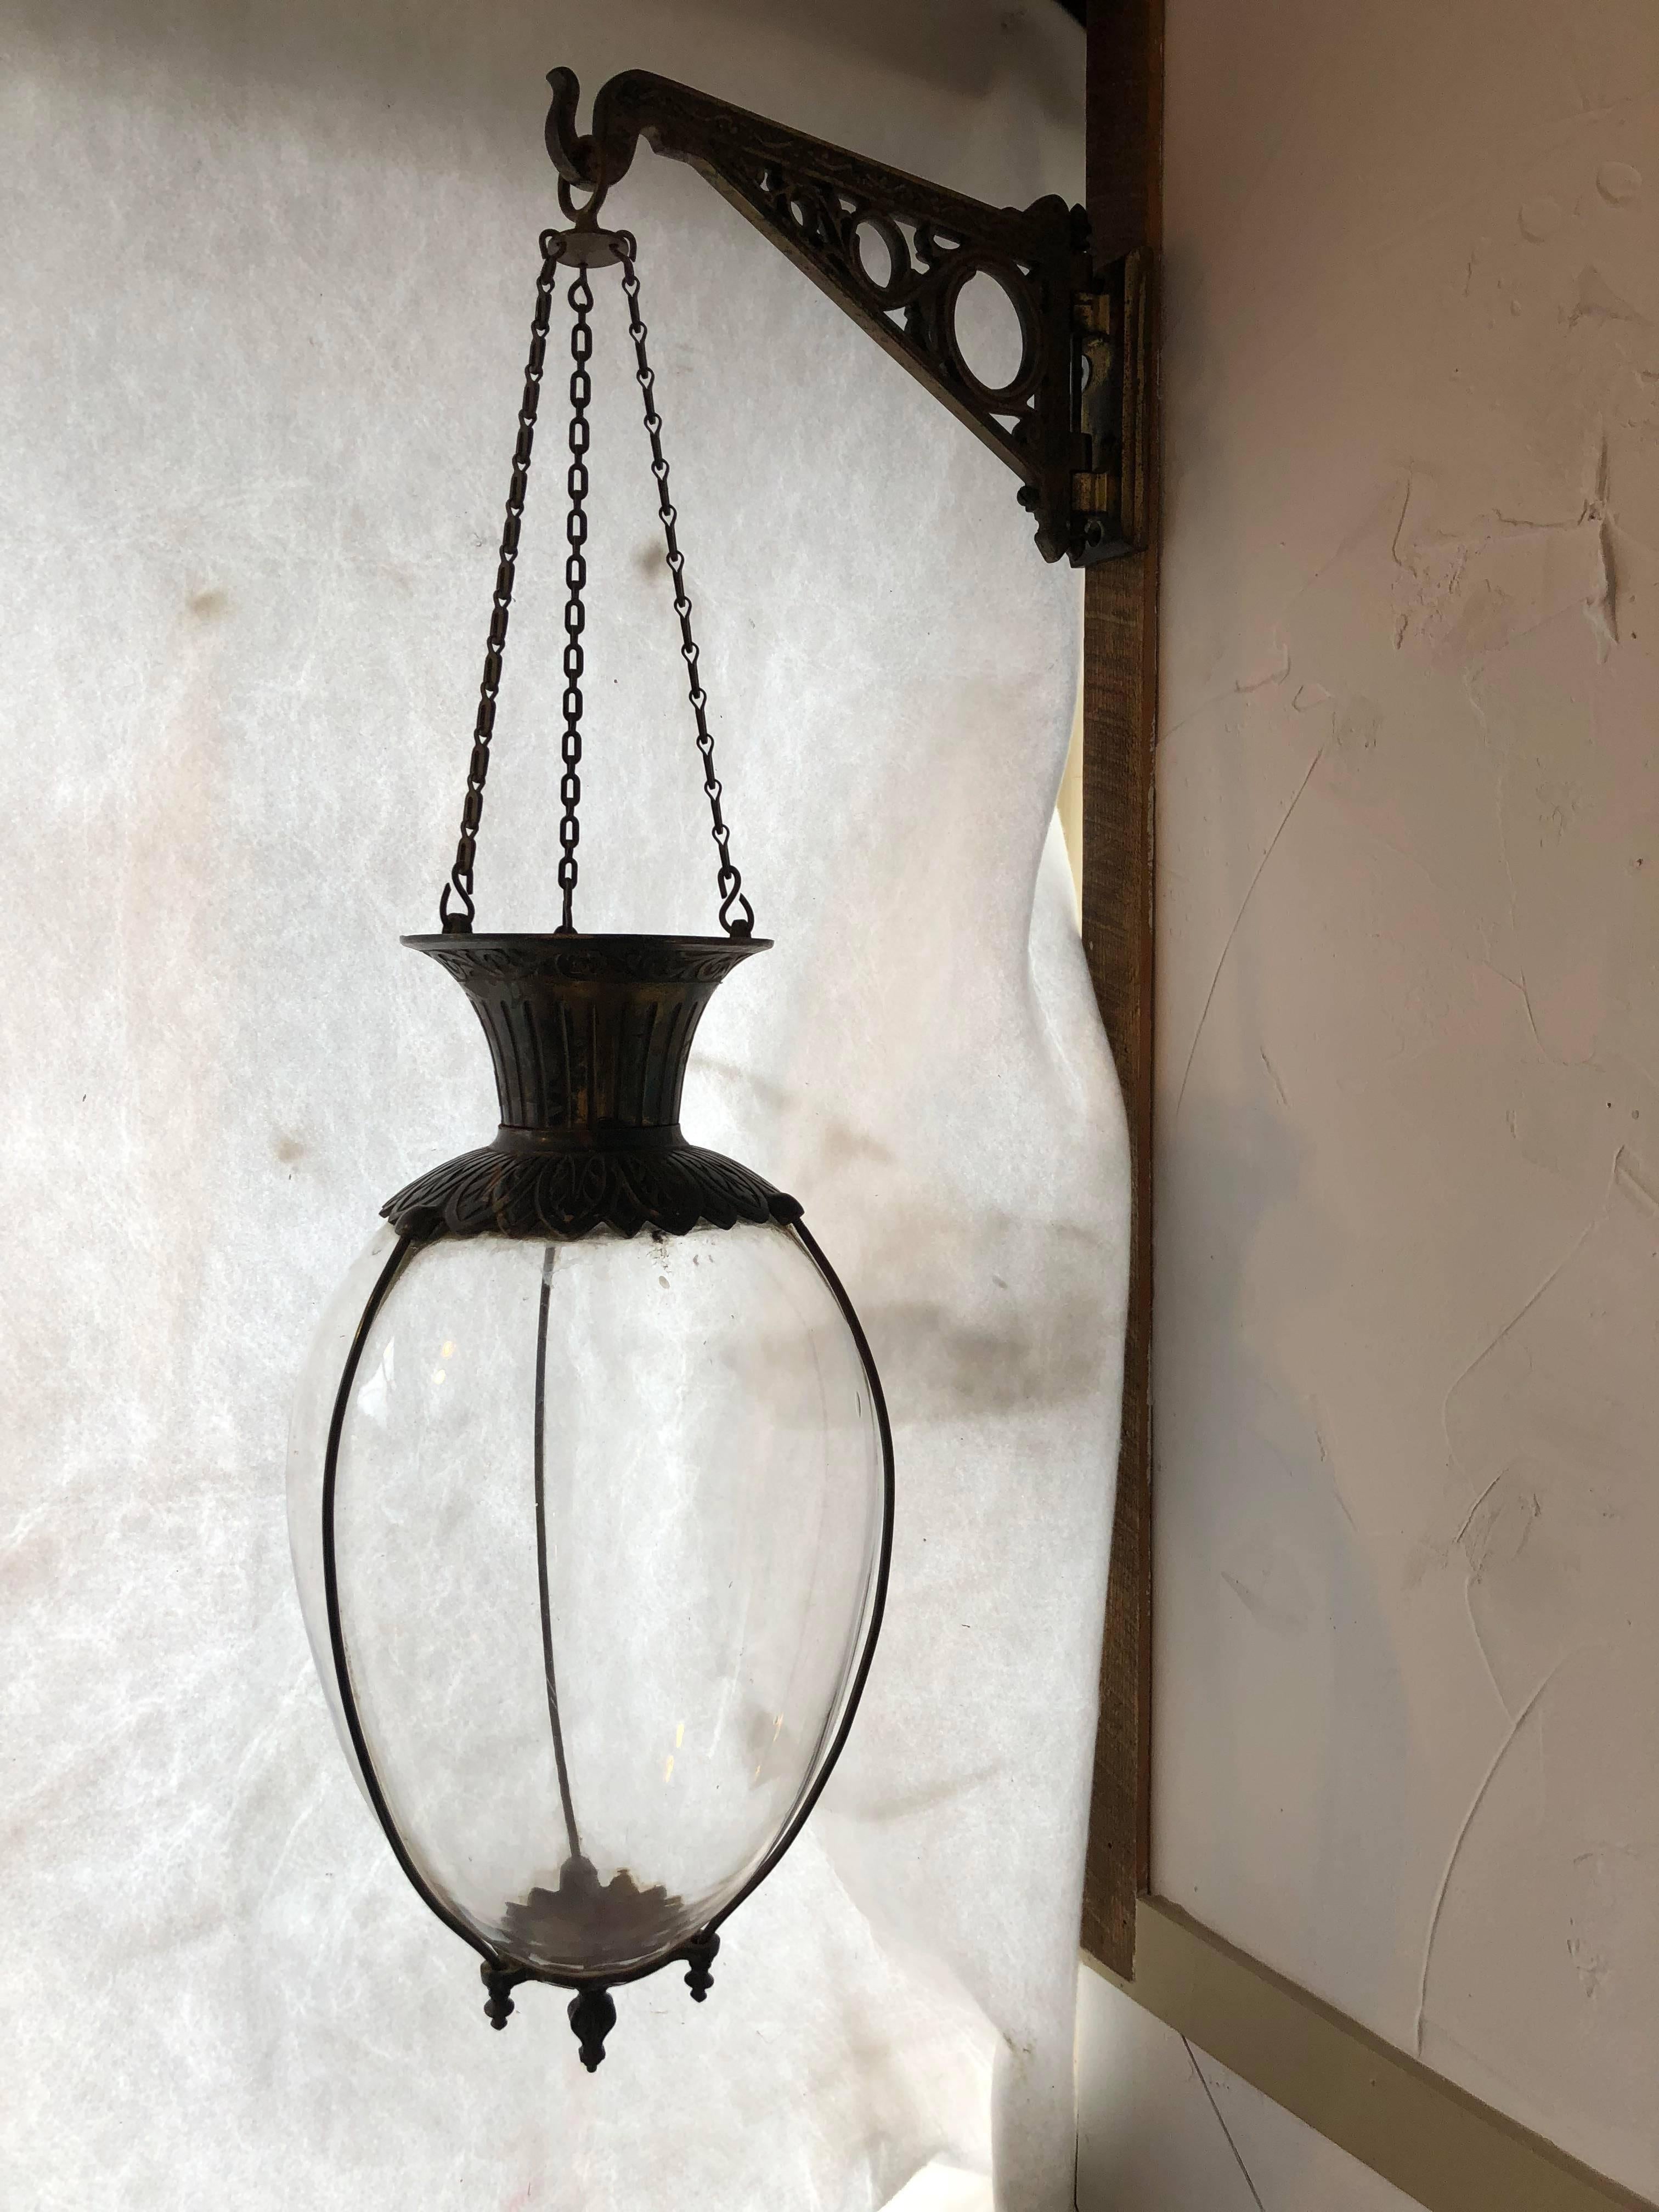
[
  {"left": 288, "top": 1212, "right": 885, "bottom": 1980},
  {"left": 286, "top": 934, "right": 893, "bottom": 2059}
]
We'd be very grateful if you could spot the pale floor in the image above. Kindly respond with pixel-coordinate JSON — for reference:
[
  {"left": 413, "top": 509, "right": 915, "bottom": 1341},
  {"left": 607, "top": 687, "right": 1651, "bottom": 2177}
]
[{"left": 1075, "top": 1968, "right": 1424, "bottom": 2212}]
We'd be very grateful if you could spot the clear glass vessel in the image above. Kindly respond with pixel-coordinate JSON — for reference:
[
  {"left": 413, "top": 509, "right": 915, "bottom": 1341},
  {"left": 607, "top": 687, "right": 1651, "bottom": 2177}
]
[{"left": 288, "top": 935, "right": 892, "bottom": 2066}]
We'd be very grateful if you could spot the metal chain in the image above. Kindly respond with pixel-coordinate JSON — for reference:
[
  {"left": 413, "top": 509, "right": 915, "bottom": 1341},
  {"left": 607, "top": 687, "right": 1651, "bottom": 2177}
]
[
  {"left": 439, "top": 231, "right": 562, "bottom": 933},
  {"left": 620, "top": 250, "right": 755, "bottom": 939},
  {"left": 556, "top": 266, "right": 594, "bottom": 934},
  {"left": 441, "top": 230, "right": 753, "bottom": 940}
]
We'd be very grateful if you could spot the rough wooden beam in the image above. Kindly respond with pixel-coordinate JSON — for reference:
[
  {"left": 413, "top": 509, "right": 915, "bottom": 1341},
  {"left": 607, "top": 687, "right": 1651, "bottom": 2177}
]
[{"left": 1078, "top": 0, "right": 1162, "bottom": 1979}]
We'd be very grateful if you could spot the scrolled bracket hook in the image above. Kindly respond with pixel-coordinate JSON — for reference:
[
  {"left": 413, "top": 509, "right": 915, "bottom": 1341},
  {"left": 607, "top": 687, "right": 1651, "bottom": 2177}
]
[{"left": 545, "top": 67, "right": 650, "bottom": 210}]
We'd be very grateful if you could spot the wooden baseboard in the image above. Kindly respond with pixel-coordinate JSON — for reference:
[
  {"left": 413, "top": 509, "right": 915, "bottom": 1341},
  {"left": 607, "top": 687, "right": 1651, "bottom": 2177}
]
[{"left": 1084, "top": 1896, "right": 1656, "bottom": 2212}]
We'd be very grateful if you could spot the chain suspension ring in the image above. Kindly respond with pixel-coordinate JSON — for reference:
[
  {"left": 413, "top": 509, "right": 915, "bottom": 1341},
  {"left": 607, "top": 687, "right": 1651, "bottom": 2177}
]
[{"left": 437, "top": 215, "right": 755, "bottom": 941}]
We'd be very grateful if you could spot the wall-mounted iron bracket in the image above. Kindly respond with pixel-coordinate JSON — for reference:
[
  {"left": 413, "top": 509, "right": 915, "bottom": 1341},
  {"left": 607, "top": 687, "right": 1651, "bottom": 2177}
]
[{"left": 545, "top": 68, "right": 1148, "bottom": 567}]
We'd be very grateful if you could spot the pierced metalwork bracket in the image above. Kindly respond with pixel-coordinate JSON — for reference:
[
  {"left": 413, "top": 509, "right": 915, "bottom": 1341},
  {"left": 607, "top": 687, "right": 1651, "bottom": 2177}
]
[{"left": 545, "top": 67, "right": 1148, "bottom": 567}]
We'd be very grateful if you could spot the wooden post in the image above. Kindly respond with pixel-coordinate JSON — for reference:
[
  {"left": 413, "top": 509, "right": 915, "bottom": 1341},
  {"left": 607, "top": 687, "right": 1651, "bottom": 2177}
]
[{"left": 1079, "top": 0, "right": 1161, "bottom": 1979}]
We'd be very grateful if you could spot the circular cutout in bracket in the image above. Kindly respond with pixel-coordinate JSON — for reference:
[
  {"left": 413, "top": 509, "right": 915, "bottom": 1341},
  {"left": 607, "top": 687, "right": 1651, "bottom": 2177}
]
[
  {"left": 943, "top": 263, "right": 1036, "bottom": 404},
  {"left": 853, "top": 213, "right": 905, "bottom": 295}
]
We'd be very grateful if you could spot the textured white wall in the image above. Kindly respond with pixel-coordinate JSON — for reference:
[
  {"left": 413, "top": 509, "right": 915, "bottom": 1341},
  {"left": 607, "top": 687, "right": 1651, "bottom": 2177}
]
[
  {"left": 0, "top": 4, "right": 1126, "bottom": 2209},
  {"left": 1154, "top": 0, "right": 1659, "bottom": 2193}
]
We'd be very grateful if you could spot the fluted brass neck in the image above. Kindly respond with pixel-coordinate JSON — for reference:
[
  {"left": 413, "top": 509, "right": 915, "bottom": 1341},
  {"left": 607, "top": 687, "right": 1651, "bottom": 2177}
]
[
  {"left": 404, "top": 933, "right": 769, "bottom": 1144},
  {"left": 385, "top": 933, "right": 795, "bottom": 1241}
]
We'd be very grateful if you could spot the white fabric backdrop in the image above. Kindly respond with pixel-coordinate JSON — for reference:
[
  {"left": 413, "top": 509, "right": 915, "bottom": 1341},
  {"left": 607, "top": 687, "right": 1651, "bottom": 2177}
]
[{"left": 0, "top": 2, "right": 1128, "bottom": 2205}]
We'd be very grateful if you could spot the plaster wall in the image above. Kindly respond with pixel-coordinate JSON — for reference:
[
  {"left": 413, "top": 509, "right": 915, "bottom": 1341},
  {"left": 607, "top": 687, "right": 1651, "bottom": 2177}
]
[{"left": 1154, "top": 0, "right": 1659, "bottom": 2194}]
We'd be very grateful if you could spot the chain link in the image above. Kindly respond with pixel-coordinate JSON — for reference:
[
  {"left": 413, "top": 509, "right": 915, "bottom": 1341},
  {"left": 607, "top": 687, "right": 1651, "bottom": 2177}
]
[
  {"left": 620, "top": 251, "right": 754, "bottom": 939},
  {"left": 556, "top": 266, "right": 594, "bottom": 934},
  {"left": 439, "top": 232, "right": 562, "bottom": 933}
]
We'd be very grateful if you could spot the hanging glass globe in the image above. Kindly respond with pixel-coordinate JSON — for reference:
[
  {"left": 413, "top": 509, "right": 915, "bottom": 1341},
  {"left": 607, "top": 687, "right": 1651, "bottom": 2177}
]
[
  {"left": 290, "top": 936, "right": 891, "bottom": 2068},
  {"left": 290, "top": 207, "right": 893, "bottom": 2070}
]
